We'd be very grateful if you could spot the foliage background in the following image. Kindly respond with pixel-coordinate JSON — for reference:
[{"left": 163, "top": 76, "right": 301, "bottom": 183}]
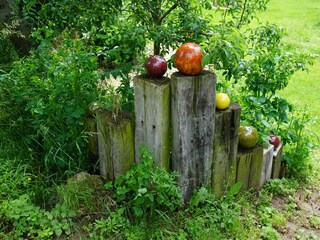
[{"left": 0, "top": 0, "right": 319, "bottom": 239}]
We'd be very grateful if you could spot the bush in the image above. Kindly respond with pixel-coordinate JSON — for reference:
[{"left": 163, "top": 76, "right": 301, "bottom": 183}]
[
  {"left": 106, "top": 146, "right": 183, "bottom": 220},
  {"left": 281, "top": 111, "right": 315, "bottom": 180},
  {"left": 0, "top": 38, "right": 102, "bottom": 173}
]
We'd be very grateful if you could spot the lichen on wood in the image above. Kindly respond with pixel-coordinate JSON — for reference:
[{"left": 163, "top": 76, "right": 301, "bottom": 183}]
[
  {"left": 212, "top": 102, "right": 241, "bottom": 197},
  {"left": 96, "top": 109, "right": 134, "bottom": 180}
]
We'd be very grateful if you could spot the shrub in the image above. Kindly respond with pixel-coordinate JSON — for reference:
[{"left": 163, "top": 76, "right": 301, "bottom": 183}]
[
  {"left": 0, "top": 38, "right": 102, "bottom": 172},
  {"left": 106, "top": 146, "right": 183, "bottom": 220}
]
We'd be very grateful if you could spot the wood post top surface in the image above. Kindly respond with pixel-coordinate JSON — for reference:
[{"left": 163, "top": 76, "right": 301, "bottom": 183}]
[
  {"left": 171, "top": 70, "right": 216, "bottom": 78},
  {"left": 134, "top": 74, "right": 170, "bottom": 86}
]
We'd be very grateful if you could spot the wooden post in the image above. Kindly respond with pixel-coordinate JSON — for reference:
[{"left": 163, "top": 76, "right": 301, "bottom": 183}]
[
  {"left": 96, "top": 109, "right": 135, "bottom": 180},
  {"left": 84, "top": 117, "right": 99, "bottom": 158},
  {"left": 260, "top": 143, "right": 274, "bottom": 187},
  {"left": 271, "top": 142, "right": 283, "bottom": 179},
  {"left": 212, "top": 102, "right": 241, "bottom": 198},
  {"left": 134, "top": 76, "right": 171, "bottom": 170},
  {"left": 248, "top": 144, "right": 263, "bottom": 190},
  {"left": 236, "top": 150, "right": 252, "bottom": 190},
  {"left": 171, "top": 71, "right": 216, "bottom": 202},
  {"left": 84, "top": 117, "right": 99, "bottom": 172},
  {"left": 236, "top": 144, "right": 263, "bottom": 190}
]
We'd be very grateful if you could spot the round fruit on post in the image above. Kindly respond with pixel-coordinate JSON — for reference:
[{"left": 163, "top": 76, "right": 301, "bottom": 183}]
[
  {"left": 174, "top": 42, "right": 203, "bottom": 76},
  {"left": 269, "top": 134, "right": 280, "bottom": 149},
  {"left": 145, "top": 55, "right": 167, "bottom": 78},
  {"left": 238, "top": 126, "right": 259, "bottom": 149},
  {"left": 216, "top": 93, "right": 230, "bottom": 110}
]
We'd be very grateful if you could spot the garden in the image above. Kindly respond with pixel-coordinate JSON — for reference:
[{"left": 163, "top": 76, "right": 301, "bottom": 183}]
[{"left": 0, "top": 0, "right": 319, "bottom": 239}]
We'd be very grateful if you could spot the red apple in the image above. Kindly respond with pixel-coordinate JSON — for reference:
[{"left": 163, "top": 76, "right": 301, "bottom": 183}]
[
  {"left": 174, "top": 42, "right": 203, "bottom": 76},
  {"left": 269, "top": 134, "right": 280, "bottom": 149},
  {"left": 145, "top": 55, "right": 167, "bottom": 78}
]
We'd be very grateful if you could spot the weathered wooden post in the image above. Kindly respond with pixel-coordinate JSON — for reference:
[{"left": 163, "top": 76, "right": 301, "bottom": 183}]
[
  {"left": 134, "top": 76, "right": 171, "bottom": 170},
  {"left": 271, "top": 142, "right": 284, "bottom": 179},
  {"left": 236, "top": 144, "right": 263, "bottom": 190},
  {"left": 84, "top": 116, "right": 99, "bottom": 171},
  {"left": 96, "top": 109, "right": 135, "bottom": 180},
  {"left": 171, "top": 71, "right": 216, "bottom": 202},
  {"left": 260, "top": 143, "right": 274, "bottom": 187},
  {"left": 212, "top": 102, "right": 241, "bottom": 198}
]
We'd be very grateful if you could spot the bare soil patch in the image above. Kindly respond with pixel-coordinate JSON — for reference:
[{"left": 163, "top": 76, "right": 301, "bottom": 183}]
[{"left": 272, "top": 187, "right": 320, "bottom": 239}]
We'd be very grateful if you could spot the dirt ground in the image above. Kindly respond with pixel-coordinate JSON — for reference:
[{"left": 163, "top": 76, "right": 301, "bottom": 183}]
[{"left": 271, "top": 186, "right": 320, "bottom": 239}]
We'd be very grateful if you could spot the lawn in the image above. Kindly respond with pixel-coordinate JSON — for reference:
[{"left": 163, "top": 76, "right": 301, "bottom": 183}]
[
  {"left": 260, "top": 1, "right": 320, "bottom": 181},
  {"left": 258, "top": 0, "right": 320, "bottom": 133}
]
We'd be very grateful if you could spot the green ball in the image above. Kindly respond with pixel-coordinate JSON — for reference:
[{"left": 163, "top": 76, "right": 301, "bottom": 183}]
[{"left": 238, "top": 125, "right": 259, "bottom": 149}]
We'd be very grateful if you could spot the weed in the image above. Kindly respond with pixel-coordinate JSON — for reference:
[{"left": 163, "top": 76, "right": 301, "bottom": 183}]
[
  {"left": 260, "top": 226, "right": 281, "bottom": 240},
  {"left": 106, "top": 146, "right": 182, "bottom": 220},
  {"left": 309, "top": 215, "right": 320, "bottom": 229},
  {"left": 283, "top": 195, "right": 297, "bottom": 213},
  {"left": 281, "top": 110, "right": 315, "bottom": 181},
  {"left": 263, "top": 178, "right": 298, "bottom": 196},
  {"left": 0, "top": 158, "right": 34, "bottom": 201},
  {"left": 0, "top": 194, "right": 75, "bottom": 239}
]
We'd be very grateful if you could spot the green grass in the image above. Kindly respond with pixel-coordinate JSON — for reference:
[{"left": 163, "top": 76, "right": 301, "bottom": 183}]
[
  {"left": 258, "top": 0, "right": 320, "bottom": 134},
  {"left": 259, "top": 0, "right": 320, "bottom": 182},
  {"left": 259, "top": 0, "right": 320, "bottom": 55}
]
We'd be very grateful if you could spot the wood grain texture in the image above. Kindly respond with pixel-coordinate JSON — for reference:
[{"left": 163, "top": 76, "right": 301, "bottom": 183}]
[
  {"left": 96, "top": 109, "right": 135, "bottom": 180},
  {"left": 134, "top": 76, "right": 171, "bottom": 170},
  {"left": 236, "top": 150, "right": 252, "bottom": 190},
  {"left": 260, "top": 143, "right": 274, "bottom": 187},
  {"left": 248, "top": 144, "right": 263, "bottom": 190},
  {"left": 271, "top": 142, "right": 283, "bottom": 179},
  {"left": 84, "top": 117, "right": 98, "bottom": 157},
  {"left": 171, "top": 71, "right": 216, "bottom": 202},
  {"left": 236, "top": 144, "right": 263, "bottom": 190},
  {"left": 212, "top": 102, "right": 241, "bottom": 197}
]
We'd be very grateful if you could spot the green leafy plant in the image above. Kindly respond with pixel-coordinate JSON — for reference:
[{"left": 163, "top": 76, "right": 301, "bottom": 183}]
[
  {"left": 0, "top": 38, "right": 102, "bottom": 172},
  {"left": 106, "top": 146, "right": 182, "bottom": 220},
  {"left": 0, "top": 194, "right": 75, "bottom": 239},
  {"left": 0, "top": 158, "right": 34, "bottom": 201},
  {"left": 217, "top": 0, "right": 270, "bottom": 28},
  {"left": 281, "top": 111, "right": 315, "bottom": 180},
  {"left": 86, "top": 207, "right": 130, "bottom": 239},
  {"left": 263, "top": 178, "right": 298, "bottom": 196}
]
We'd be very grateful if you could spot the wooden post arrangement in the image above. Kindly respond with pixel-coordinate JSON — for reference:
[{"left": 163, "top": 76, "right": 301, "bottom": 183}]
[
  {"left": 212, "top": 103, "right": 241, "bottom": 198},
  {"left": 134, "top": 76, "right": 171, "bottom": 170},
  {"left": 96, "top": 109, "right": 135, "bottom": 180},
  {"left": 171, "top": 71, "right": 216, "bottom": 202},
  {"left": 260, "top": 143, "right": 274, "bottom": 187},
  {"left": 85, "top": 71, "right": 285, "bottom": 200},
  {"left": 236, "top": 144, "right": 263, "bottom": 190},
  {"left": 271, "top": 142, "right": 284, "bottom": 179}
]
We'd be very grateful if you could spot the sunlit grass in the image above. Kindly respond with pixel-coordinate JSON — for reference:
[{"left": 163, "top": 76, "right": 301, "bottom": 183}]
[
  {"left": 257, "top": 0, "right": 320, "bottom": 127},
  {"left": 258, "top": 0, "right": 320, "bottom": 180}
]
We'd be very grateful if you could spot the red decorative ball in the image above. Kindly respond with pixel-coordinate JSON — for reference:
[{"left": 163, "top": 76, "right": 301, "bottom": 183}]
[
  {"left": 269, "top": 134, "right": 280, "bottom": 149},
  {"left": 145, "top": 55, "right": 167, "bottom": 78},
  {"left": 174, "top": 42, "right": 203, "bottom": 76}
]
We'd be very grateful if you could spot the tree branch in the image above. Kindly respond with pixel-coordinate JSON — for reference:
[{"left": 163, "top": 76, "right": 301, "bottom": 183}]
[
  {"left": 237, "top": 0, "right": 248, "bottom": 28},
  {"left": 159, "top": 3, "right": 178, "bottom": 23}
]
